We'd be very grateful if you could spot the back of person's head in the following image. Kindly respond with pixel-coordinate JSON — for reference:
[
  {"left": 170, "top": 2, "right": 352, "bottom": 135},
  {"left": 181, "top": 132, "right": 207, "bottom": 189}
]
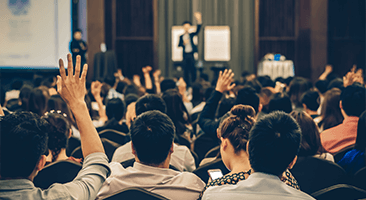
[
  {"left": 116, "top": 81, "right": 127, "bottom": 94},
  {"left": 340, "top": 84, "right": 366, "bottom": 117},
  {"left": 259, "top": 87, "right": 274, "bottom": 113},
  {"left": 135, "top": 94, "right": 167, "bottom": 116},
  {"left": 257, "top": 76, "right": 275, "bottom": 88},
  {"left": 33, "top": 74, "right": 44, "bottom": 88},
  {"left": 244, "top": 79, "right": 262, "bottom": 94},
  {"left": 192, "top": 83, "right": 204, "bottom": 104},
  {"left": 288, "top": 77, "right": 312, "bottom": 108},
  {"left": 290, "top": 111, "right": 325, "bottom": 157},
  {"left": 355, "top": 111, "right": 366, "bottom": 151},
  {"left": 248, "top": 111, "right": 302, "bottom": 176},
  {"left": 104, "top": 76, "right": 117, "bottom": 88},
  {"left": 320, "top": 88, "right": 344, "bottom": 130},
  {"left": 160, "top": 79, "right": 176, "bottom": 93},
  {"left": 130, "top": 110, "right": 175, "bottom": 165},
  {"left": 11, "top": 79, "right": 23, "bottom": 90},
  {"left": 218, "top": 97, "right": 236, "bottom": 118},
  {"left": 47, "top": 94, "right": 76, "bottom": 127},
  {"left": 219, "top": 105, "right": 256, "bottom": 153},
  {"left": 268, "top": 92, "right": 292, "bottom": 114},
  {"left": 236, "top": 86, "right": 260, "bottom": 114},
  {"left": 41, "top": 76, "right": 56, "bottom": 88},
  {"left": 42, "top": 112, "right": 71, "bottom": 162},
  {"left": 275, "top": 77, "right": 286, "bottom": 84},
  {"left": 0, "top": 111, "right": 49, "bottom": 179},
  {"left": 106, "top": 98, "right": 125, "bottom": 121},
  {"left": 124, "top": 93, "right": 139, "bottom": 107},
  {"left": 19, "top": 85, "right": 33, "bottom": 111},
  {"left": 315, "top": 80, "right": 329, "bottom": 94},
  {"left": 327, "top": 78, "right": 344, "bottom": 91},
  {"left": 301, "top": 90, "right": 320, "bottom": 111},
  {"left": 124, "top": 84, "right": 143, "bottom": 97},
  {"left": 28, "top": 87, "right": 50, "bottom": 116}
]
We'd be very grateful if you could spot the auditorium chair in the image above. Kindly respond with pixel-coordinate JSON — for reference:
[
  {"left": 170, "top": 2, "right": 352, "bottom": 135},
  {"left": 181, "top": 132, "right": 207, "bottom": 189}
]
[
  {"left": 99, "top": 129, "right": 130, "bottom": 146},
  {"left": 193, "top": 158, "right": 230, "bottom": 184},
  {"left": 311, "top": 184, "right": 366, "bottom": 200},
  {"left": 66, "top": 136, "right": 81, "bottom": 157},
  {"left": 333, "top": 145, "right": 355, "bottom": 163},
  {"left": 33, "top": 160, "right": 82, "bottom": 189},
  {"left": 100, "top": 187, "right": 169, "bottom": 200},
  {"left": 204, "top": 145, "right": 220, "bottom": 159},
  {"left": 71, "top": 138, "right": 121, "bottom": 161},
  {"left": 290, "top": 156, "right": 349, "bottom": 194},
  {"left": 353, "top": 167, "right": 366, "bottom": 190}
]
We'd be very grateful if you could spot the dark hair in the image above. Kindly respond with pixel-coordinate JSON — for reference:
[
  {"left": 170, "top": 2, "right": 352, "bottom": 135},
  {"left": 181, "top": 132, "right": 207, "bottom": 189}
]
[
  {"left": 19, "top": 85, "right": 33, "bottom": 111},
  {"left": 73, "top": 28, "right": 82, "bottom": 34},
  {"left": 355, "top": 111, "right": 366, "bottom": 150},
  {"left": 104, "top": 76, "right": 117, "bottom": 88},
  {"left": 47, "top": 95, "right": 76, "bottom": 128},
  {"left": 257, "top": 76, "right": 275, "bottom": 88},
  {"left": 28, "top": 87, "right": 50, "bottom": 116},
  {"left": 33, "top": 74, "right": 44, "bottom": 88},
  {"left": 0, "top": 112, "right": 49, "bottom": 178},
  {"left": 259, "top": 87, "right": 274, "bottom": 113},
  {"left": 340, "top": 84, "right": 366, "bottom": 117},
  {"left": 11, "top": 79, "right": 23, "bottom": 90},
  {"left": 135, "top": 94, "right": 167, "bottom": 116},
  {"left": 244, "top": 79, "right": 262, "bottom": 94},
  {"left": 315, "top": 80, "right": 329, "bottom": 94},
  {"left": 124, "top": 84, "right": 142, "bottom": 97},
  {"left": 42, "top": 112, "right": 71, "bottom": 162},
  {"left": 124, "top": 93, "right": 139, "bottom": 107},
  {"left": 319, "top": 88, "right": 344, "bottom": 130},
  {"left": 192, "top": 83, "right": 204, "bottom": 106},
  {"left": 182, "top": 21, "right": 192, "bottom": 25},
  {"left": 130, "top": 110, "right": 175, "bottom": 165},
  {"left": 236, "top": 86, "right": 260, "bottom": 114},
  {"left": 268, "top": 92, "right": 292, "bottom": 114},
  {"left": 290, "top": 111, "right": 325, "bottom": 157},
  {"left": 248, "top": 111, "right": 302, "bottom": 176},
  {"left": 288, "top": 77, "right": 312, "bottom": 108},
  {"left": 301, "top": 91, "right": 320, "bottom": 111},
  {"left": 116, "top": 81, "right": 128, "bottom": 94},
  {"left": 160, "top": 79, "right": 176, "bottom": 93},
  {"left": 41, "top": 76, "right": 56, "bottom": 88},
  {"left": 218, "top": 97, "right": 236, "bottom": 118},
  {"left": 327, "top": 78, "right": 344, "bottom": 91},
  {"left": 106, "top": 98, "right": 125, "bottom": 121},
  {"left": 219, "top": 105, "right": 256, "bottom": 153},
  {"left": 162, "top": 89, "right": 191, "bottom": 138}
]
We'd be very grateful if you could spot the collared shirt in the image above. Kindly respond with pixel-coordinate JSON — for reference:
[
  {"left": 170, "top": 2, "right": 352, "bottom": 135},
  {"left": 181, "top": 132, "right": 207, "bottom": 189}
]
[
  {"left": 0, "top": 152, "right": 110, "bottom": 200},
  {"left": 107, "top": 88, "right": 124, "bottom": 100},
  {"left": 96, "top": 162, "right": 205, "bottom": 200},
  {"left": 202, "top": 172, "right": 315, "bottom": 200},
  {"left": 111, "top": 141, "right": 196, "bottom": 172},
  {"left": 320, "top": 116, "right": 359, "bottom": 154},
  {"left": 183, "top": 33, "right": 193, "bottom": 53}
]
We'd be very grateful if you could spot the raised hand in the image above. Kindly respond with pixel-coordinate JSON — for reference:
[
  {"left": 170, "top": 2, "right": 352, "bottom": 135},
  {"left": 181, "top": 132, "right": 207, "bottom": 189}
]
[
  {"left": 91, "top": 81, "right": 102, "bottom": 99},
  {"left": 57, "top": 54, "right": 88, "bottom": 109},
  {"left": 142, "top": 66, "right": 153, "bottom": 74},
  {"left": 215, "top": 69, "right": 236, "bottom": 93},
  {"left": 194, "top": 12, "right": 202, "bottom": 23}
]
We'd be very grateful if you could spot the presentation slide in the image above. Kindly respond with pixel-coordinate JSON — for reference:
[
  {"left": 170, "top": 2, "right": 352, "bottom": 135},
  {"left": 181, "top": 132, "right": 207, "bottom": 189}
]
[
  {"left": 204, "top": 26, "right": 231, "bottom": 61},
  {"left": 0, "top": 0, "right": 71, "bottom": 69}
]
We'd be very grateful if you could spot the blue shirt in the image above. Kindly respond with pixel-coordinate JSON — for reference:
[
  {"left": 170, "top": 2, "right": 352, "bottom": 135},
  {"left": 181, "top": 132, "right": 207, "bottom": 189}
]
[{"left": 337, "top": 149, "right": 365, "bottom": 175}]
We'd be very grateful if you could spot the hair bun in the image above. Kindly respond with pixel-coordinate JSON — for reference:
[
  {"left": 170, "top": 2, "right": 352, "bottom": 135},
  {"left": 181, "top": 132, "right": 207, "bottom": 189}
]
[{"left": 230, "top": 105, "right": 256, "bottom": 120}]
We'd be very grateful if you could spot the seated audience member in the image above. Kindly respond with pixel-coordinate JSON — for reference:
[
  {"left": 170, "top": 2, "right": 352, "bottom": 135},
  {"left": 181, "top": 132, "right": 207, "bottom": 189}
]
[
  {"left": 301, "top": 91, "right": 320, "bottom": 119},
  {"left": 96, "top": 98, "right": 129, "bottom": 134},
  {"left": 203, "top": 105, "right": 299, "bottom": 192},
  {"left": 0, "top": 55, "right": 110, "bottom": 200},
  {"left": 97, "top": 110, "right": 205, "bottom": 200},
  {"left": 321, "top": 84, "right": 366, "bottom": 154},
  {"left": 8, "top": 84, "right": 33, "bottom": 112},
  {"left": 290, "top": 111, "right": 334, "bottom": 162},
  {"left": 111, "top": 94, "right": 196, "bottom": 172},
  {"left": 338, "top": 110, "right": 366, "bottom": 175},
  {"left": 287, "top": 77, "right": 312, "bottom": 109},
  {"left": 104, "top": 76, "right": 124, "bottom": 100},
  {"left": 202, "top": 111, "right": 315, "bottom": 200},
  {"left": 28, "top": 86, "right": 50, "bottom": 116},
  {"left": 42, "top": 111, "right": 81, "bottom": 164},
  {"left": 314, "top": 88, "right": 343, "bottom": 132},
  {"left": 267, "top": 92, "right": 292, "bottom": 114}
]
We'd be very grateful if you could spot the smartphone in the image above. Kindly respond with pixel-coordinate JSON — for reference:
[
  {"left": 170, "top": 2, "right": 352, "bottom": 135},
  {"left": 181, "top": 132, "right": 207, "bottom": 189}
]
[{"left": 208, "top": 169, "right": 223, "bottom": 180}]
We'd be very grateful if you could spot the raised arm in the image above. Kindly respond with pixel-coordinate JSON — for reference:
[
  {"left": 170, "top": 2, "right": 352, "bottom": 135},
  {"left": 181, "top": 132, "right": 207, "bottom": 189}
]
[
  {"left": 91, "top": 81, "right": 108, "bottom": 123},
  {"left": 57, "top": 54, "right": 105, "bottom": 157},
  {"left": 192, "top": 12, "right": 202, "bottom": 35}
]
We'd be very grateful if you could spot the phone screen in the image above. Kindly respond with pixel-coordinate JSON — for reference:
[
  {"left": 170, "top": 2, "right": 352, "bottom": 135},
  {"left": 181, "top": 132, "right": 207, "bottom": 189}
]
[{"left": 208, "top": 170, "right": 223, "bottom": 180}]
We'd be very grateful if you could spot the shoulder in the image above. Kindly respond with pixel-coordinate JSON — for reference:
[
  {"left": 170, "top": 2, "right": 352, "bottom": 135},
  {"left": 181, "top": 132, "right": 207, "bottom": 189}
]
[{"left": 178, "top": 172, "right": 205, "bottom": 187}]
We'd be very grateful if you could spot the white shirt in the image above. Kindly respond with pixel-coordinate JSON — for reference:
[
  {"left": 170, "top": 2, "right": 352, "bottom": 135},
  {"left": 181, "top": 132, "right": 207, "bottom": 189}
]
[
  {"left": 202, "top": 172, "right": 315, "bottom": 200},
  {"left": 183, "top": 33, "right": 193, "bottom": 53},
  {"left": 111, "top": 141, "right": 196, "bottom": 172},
  {"left": 96, "top": 162, "right": 205, "bottom": 200}
]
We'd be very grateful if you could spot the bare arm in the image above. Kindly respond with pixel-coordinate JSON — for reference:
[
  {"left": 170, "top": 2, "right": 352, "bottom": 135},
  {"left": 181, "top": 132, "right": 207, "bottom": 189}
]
[
  {"left": 0, "top": 104, "right": 4, "bottom": 116},
  {"left": 318, "top": 64, "right": 333, "bottom": 80},
  {"left": 57, "top": 54, "right": 105, "bottom": 157},
  {"left": 142, "top": 66, "right": 153, "bottom": 90},
  {"left": 91, "top": 81, "right": 108, "bottom": 123}
]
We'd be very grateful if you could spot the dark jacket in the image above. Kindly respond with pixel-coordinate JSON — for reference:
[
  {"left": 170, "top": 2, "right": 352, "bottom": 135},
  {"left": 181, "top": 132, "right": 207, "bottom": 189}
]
[{"left": 178, "top": 24, "right": 202, "bottom": 53}]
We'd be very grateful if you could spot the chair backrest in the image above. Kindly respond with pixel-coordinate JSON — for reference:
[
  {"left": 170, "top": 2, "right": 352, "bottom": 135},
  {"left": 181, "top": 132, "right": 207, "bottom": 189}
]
[
  {"left": 71, "top": 138, "right": 121, "bottom": 161},
  {"left": 121, "top": 158, "right": 180, "bottom": 171},
  {"left": 101, "top": 187, "right": 169, "bottom": 200},
  {"left": 333, "top": 145, "right": 355, "bottom": 163},
  {"left": 33, "top": 160, "right": 82, "bottom": 189},
  {"left": 193, "top": 158, "right": 230, "bottom": 184},
  {"left": 190, "top": 150, "right": 200, "bottom": 168},
  {"left": 311, "top": 184, "right": 366, "bottom": 200},
  {"left": 353, "top": 166, "right": 366, "bottom": 190},
  {"left": 66, "top": 136, "right": 81, "bottom": 157},
  {"left": 204, "top": 146, "right": 220, "bottom": 159},
  {"left": 99, "top": 129, "right": 129, "bottom": 146},
  {"left": 290, "top": 156, "right": 349, "bottom": 194}
]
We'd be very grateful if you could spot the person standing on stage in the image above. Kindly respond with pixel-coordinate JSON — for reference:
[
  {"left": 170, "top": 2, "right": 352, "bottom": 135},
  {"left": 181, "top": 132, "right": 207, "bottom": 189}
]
[
  {"left": 178, "top": 12, "right": 202, "bottom": 87},
  {"left": 70, "top": 29, "right": 88, "bottom": 69}
]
